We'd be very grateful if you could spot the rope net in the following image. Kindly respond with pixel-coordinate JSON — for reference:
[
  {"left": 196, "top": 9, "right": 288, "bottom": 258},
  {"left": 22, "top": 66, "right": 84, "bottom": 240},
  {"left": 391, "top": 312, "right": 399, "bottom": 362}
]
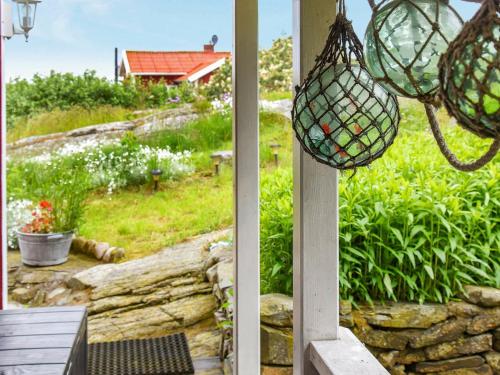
[
  {"left": 439, "top": 0, "right": 499, "bottom": 139},
  {"left": 364, "top": 0, "right": 463, "bottom": 104},
  {"left": 292, "top": 1, "right": 400, "bottom": 170}
]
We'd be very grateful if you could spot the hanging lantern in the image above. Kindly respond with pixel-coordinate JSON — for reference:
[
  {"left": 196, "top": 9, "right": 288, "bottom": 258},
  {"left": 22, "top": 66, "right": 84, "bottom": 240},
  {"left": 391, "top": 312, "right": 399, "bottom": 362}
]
[
  {"left": 14, "top": 0, "right": 41, "bottom": 41},
  {"left": 364, "top": 0, "right": 463, "bottom": 103},
  {"left": 292, "top": 1, "right": 400, "bottom": 170},
  {"left": 439, "top": 0, "right": 499, "bottom": 139}
]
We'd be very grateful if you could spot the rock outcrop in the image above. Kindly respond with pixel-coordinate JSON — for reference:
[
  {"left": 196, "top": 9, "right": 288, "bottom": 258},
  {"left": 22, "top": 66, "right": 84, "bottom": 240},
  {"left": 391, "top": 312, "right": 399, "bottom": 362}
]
[
  {"left": 9, "top": 229, "right": 232, "bottom": 360},
  {"left": 7, "top": 106, "right": 198, "bottom": 159}
]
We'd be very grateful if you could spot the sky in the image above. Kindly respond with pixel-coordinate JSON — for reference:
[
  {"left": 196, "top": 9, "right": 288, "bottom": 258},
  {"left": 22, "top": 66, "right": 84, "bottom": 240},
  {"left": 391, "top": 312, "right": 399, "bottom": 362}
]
[{"left": 5, "top": 0, "right": 481, "bottom": 81}]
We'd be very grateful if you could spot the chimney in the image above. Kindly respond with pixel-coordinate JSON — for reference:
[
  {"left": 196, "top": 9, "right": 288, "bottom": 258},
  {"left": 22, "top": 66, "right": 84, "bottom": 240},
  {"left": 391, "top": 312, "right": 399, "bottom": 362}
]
[{"left": 204, "top": 44, "right": 214, "bottom": 53}]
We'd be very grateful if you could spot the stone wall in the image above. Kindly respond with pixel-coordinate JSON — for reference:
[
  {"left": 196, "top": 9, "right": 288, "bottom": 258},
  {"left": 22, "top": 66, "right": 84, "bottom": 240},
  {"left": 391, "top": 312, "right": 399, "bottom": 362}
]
[
  {"left": 260, "top": 287, "right": 500, "bottom": 375},
  {"left": 206, "top": 245, "right": 500, "bottom": 374}
]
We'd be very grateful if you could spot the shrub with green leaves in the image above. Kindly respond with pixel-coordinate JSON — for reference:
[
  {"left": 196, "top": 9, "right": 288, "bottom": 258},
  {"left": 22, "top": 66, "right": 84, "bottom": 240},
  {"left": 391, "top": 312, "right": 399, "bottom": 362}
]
[
  {"left": 203, "top": 36, "right": 292, "bottom": 99},
  {"left": 259, "top": 36, "right": 292, "bottom": 93},
  {"left": 260, "top": 113, "right": 499, "bottom": 303},
  {"left": 6, "top": 71, "right": 184, "bottom": 130}
]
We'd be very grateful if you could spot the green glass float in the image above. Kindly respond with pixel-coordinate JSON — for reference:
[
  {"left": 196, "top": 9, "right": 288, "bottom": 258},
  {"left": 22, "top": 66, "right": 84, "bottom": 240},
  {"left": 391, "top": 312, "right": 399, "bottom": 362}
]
[
  {"left": 364, "top": 0, "right": 463, "bottom": 102},
  {"left": 292, "top": 2, "right": 400, "bottom": 170},
  {"left": 439, "top": 0, "right": 499, "bottom": 139}
]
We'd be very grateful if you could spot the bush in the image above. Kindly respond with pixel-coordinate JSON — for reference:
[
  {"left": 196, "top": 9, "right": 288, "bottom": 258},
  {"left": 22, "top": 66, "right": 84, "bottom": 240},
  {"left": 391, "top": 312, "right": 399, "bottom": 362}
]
[
  {"left": 260, "top": 107, "right": 500, "bottom": 303},
  {"left": 202, "top": 60, "right": 232, "bottom": 100},
  {"left": 7, "top": 71, "right": 135, "bottom": 123},
  {"left": 259, "top": 37, "right": 292, "bottom": 93},
  {"left": 192, "top": 98, "right": 212, "bottom": 114},
  {"left": 203, "top": 36, "right": 292, "bottom": 99},
  {"left": 6, "top": 71, "right": 187, "bottom": 130}
]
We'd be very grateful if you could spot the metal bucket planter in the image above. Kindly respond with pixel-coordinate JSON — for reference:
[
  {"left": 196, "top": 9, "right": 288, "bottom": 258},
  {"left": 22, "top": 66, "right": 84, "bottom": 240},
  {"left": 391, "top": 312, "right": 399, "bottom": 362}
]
[{"left": 16, "top": 231, "right": 73, "bottom": 266}]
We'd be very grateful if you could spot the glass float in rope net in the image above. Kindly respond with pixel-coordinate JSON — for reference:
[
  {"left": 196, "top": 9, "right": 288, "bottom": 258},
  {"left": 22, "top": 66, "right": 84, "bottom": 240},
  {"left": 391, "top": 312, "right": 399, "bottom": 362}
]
[
  {"left": 364, "top": 0, "right": 463, "bottom": 102},
  {"left": 439, "top": 0, "right": 499, "bottom": 139},
  {"left": 292, "top": 5, "right": 400, "bottom": 170}
]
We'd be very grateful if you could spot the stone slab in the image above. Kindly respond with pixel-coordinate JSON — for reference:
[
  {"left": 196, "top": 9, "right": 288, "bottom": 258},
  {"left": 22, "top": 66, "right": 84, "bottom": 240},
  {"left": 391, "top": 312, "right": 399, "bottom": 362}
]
[
  {"left": 260, "top": 294, "right": 293, "bottom": 328},
  {"left": 462, "top": 286, "right": 500, "bottom": 308},
  {"left": 363, "top": 303, "right": 448, "bottom": 329},
  {"left": 425, "top": 334, "right": 492, "bottom": 361},
  {"left": 415, "top": 356, "right": 485, "bottom": 373}
]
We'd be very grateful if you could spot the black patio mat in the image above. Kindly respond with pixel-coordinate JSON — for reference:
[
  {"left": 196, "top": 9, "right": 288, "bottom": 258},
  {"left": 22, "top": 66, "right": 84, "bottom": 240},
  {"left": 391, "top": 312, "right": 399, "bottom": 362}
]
[{"left": 88, "top": 333, "right": 194, "bottom": 375}]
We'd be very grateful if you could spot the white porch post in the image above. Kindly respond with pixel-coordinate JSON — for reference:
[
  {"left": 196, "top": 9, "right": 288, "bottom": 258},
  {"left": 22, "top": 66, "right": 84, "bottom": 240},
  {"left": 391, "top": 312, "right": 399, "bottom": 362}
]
[
  {"left": 232, "top": 0, "right": 260, "bottom": 374},
  {"left": 0, "top": 0, "right": 6, "bottom": 310},
  {"left": 292, "top": 0, "right": 339, "bottom": 374}
]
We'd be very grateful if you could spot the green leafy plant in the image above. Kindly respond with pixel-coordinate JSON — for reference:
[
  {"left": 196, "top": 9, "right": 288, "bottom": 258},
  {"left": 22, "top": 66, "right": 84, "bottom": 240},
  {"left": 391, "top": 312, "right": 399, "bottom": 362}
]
[
  {"left": 141, "top": 112, "right": 232, "bottom": 153},
  {"left": 9, "top": 157, "right": 91, "bottom": 233},
  {"left": 260, "top": 112, "right": 500, "bottom": 303},
  {"left": 260, "top": 169, "right": 294, "bottom": 295}
]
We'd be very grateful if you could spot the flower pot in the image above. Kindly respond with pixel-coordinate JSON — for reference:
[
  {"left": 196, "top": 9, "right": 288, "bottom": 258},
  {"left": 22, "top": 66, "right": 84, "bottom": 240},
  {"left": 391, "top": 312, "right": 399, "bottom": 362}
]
[{"left": 16, "top": 231, "right": 73, "bottom": 266}]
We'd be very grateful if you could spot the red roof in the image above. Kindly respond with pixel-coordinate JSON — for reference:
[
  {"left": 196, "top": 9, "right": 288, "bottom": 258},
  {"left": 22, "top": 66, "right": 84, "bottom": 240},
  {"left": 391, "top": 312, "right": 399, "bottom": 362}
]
[{"left": 125, "top": 51, "right": 230, "bottom": 75}]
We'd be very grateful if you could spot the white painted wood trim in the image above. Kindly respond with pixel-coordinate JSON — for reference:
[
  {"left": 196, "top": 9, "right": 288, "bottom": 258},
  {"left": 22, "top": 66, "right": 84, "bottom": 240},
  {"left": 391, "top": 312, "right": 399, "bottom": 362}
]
[
  {"left": 310, "top": 328, "right": 389, "bottom": 375},
  {"left": 121, "top": 50, "right": 131, "bottom": 76},
  {"left": 187, "top": 58, "right": 227, "bottom": 83},
  {"left": 1, "top": 4, "right": 6, "bottom": 309},
  {"left": 293, "top": 0, "right": 339, "bottom": 374},
  {"left": 1, "top": 2, "right": 13, "bottom": 39},
  {"left": 232, "top": 0, "right": 260, "bottom": 373}
]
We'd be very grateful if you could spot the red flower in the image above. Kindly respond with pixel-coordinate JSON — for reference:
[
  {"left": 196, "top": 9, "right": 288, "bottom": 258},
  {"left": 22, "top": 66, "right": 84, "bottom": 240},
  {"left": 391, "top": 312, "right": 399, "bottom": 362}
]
[
  {"left": 322, "top": 123, "right": 332, "bottom": 135},
  {"left": 39, "top": 200, "right": 53, "bottom": 210},
  {"left": 23, "top": 201, "right": 55, "bottom": 234}
]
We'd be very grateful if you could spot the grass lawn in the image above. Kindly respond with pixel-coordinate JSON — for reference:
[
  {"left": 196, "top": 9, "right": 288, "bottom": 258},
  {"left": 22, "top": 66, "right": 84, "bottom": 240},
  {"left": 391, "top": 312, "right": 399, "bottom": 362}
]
[
  {"left": 80, "top": 172, "right": 233, "bottom": 259},
  {"left": 260, "top": 91, "right": 293, "bottom": 101}
]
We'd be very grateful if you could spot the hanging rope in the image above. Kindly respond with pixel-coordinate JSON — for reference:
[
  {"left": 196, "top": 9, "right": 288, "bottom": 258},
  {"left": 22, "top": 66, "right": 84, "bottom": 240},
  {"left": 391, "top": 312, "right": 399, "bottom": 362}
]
[
  {"left": 338, "top": 0, "right": 347, "bottom": 15},
  {"left": 425, "top": 104, "right": 500, "bottom": 171}
]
